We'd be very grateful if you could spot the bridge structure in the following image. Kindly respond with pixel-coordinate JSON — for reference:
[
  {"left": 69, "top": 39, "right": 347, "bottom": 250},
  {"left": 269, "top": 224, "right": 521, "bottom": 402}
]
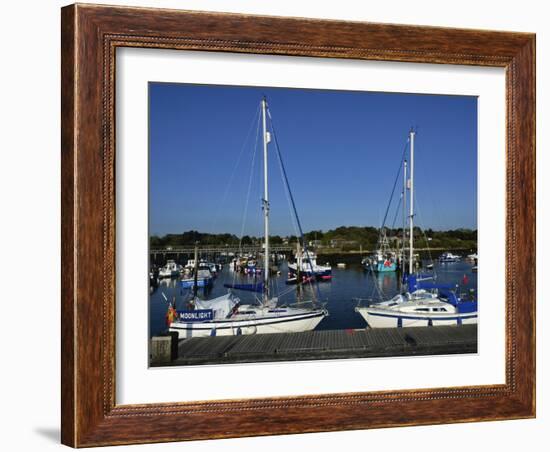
[{"left": 150, "top": 244, "right": 295, "bottom": 262}]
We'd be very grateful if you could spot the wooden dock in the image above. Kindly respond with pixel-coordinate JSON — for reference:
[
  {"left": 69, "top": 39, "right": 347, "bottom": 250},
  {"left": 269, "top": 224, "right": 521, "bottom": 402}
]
[{"left": 154, "top": 324, "right": 477, "bottom": 366}]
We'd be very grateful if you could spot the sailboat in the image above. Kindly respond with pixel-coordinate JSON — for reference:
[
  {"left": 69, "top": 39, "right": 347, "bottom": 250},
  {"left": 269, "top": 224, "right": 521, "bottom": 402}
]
[
  {"left": 169, "top": 98, "right": 327, "bottom": 338},
  {"left": 355, "top": 130, "right": 478, "bottom": 328}
]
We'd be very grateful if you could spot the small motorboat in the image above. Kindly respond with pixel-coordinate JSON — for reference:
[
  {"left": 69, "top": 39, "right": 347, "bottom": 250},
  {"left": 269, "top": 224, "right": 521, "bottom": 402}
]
[
  {"left": 158, "top": 260, "right": 181, "bottom": 278},
  {"left": 439, "top": 252, "right": 461, "bottom": 263}
]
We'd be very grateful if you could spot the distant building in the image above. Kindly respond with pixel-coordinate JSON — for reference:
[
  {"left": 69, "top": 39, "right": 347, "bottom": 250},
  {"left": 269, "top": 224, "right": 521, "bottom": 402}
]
[{"left": 330, "top": 238, "right": 357, "bottom": 248}]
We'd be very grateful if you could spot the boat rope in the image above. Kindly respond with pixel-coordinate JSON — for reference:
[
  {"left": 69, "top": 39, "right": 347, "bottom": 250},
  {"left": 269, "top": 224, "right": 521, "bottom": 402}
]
[
  {"left": 390, "top": 192, "right": 403, "bottom": 230},
  {"left": 269, "top": 134, "right": 314, "bottom": 299},
  {"left": 207, "top": 104, "right": 261, "bottom": 244},
  {"left": 380, "top": 138, "right": 409, "bottom": 231},
  {"left": 267, "top": 107, "right": 322, "bottom": 303},
  {"left": 231, "top": 107, "right": 262, "bottom": 289},
  {"left": 413, "top": 191, "right": 437, "bottom": 279}
]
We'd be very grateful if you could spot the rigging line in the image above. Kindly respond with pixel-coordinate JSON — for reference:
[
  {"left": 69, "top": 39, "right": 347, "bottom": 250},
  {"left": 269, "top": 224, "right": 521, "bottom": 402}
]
[
  {"left": 270, "top": 119, "right": 305, "bottom": 294},
  {"left": 380, "top": 139, "right": 409, "bottom": 230},
  {"left": 279, "top": 156, "right": 301, "bottom": 239},
  {"left": 210, "top": 105, "right": 261, "bottom": 292},
  {"left": 232, "top": 107, "right": 262, "bottom": 288},
  {"left": 267, "top": 109, "right": 321, "bottom": 301},
  {"left": 390, "top": 193, "right": 403, "bottom": 230},
  {"left": 207, "top": 104, "right": 261, "bottom": 240},
  {"left": 413, "top": 190, "right": 437, "bottom": 279},
  {"left": 368, "top": 267, "right": 384, "bottom": 301},
  {"left": 275, "top": 150, "right": 308, "bottom": 294},
  {"left": 238, "top": 108, "right": 262, "bottom": 248},
  {"left": 267, "top": 107, "right": 322, "bottom": 302}
]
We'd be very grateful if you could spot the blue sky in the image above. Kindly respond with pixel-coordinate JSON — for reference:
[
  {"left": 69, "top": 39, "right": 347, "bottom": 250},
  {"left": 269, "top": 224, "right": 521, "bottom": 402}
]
[{"left": 149, "top": 83, "right": 477, "bottom": 237}]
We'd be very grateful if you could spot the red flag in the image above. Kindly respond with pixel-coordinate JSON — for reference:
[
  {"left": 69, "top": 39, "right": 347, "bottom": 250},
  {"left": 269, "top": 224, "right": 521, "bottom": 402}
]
[
  {"left": 462, "top": 274, "right": 469, "bottom": 285},
  {"left": 166, "top": 305, "right": 177, "bottom": 326}
]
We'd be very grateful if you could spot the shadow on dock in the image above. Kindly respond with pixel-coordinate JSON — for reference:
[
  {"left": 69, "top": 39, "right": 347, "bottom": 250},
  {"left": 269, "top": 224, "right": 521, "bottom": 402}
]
[{"left": 151, "top": 324, "right": 477, "bottom": 367}]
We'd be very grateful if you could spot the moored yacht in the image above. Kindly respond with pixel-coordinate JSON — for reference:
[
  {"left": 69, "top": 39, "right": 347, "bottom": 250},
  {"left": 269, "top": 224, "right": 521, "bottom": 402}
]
[
  {"left": 355, "top": 274, "right": 477, "bottom": 328},
  {"left": 169, "top": 98, "right": 327, "bottom": 338},
  {"left": 169, "top": 292, "right": 326, "bottom": 337},
  {"left": 355, "top": 129, "right": 478, "bottom": 328}
]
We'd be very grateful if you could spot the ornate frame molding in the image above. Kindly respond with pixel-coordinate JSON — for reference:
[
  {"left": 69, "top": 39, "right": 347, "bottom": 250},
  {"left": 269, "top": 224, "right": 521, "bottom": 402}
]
[{"left": 61, "top": 4, "right": 535, "bottom": 447}]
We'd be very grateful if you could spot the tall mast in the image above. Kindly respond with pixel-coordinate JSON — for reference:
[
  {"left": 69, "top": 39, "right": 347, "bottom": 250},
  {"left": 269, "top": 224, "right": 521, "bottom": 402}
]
[
  {"left": 408, "top": 130, "right": 415, "bottom": 274},
  {"left": 402, "top": 158, "right": 407, "bottom": 269},
  {"left": 261, "top": 98, "right": 270, "bottom": 302},
  {"left": 193, "top": 242, "right": 199, "bottom": 298}
]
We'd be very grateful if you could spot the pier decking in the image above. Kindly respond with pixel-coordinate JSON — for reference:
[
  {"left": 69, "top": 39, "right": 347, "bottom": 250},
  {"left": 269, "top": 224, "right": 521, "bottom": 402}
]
[{"left": 153, "top": 324, "right": 477, "bottom": 366}]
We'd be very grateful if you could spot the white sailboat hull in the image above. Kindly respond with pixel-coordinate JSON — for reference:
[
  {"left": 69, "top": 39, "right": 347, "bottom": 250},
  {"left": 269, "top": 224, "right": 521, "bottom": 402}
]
[
  {"left": 169, "top": 310, "right": 326, "bottom": 339},
  {"left": 355, "top": 306, "right": 477, "bottom": 328}
]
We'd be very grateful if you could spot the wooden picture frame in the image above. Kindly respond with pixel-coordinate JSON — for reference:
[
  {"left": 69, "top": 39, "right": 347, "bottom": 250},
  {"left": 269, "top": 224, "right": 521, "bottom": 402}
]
[{"left": 61, "top": 3, "right": 535, "bottom": 447}]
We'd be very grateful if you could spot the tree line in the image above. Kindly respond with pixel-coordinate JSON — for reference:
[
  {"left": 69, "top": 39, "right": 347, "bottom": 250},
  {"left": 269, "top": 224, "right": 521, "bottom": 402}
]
[{"left": 150, "top": 226, "right": 477, "bottom": 251}]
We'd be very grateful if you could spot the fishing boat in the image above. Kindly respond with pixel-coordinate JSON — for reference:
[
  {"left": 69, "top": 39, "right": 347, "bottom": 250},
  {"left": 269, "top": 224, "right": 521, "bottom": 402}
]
[
  {"left": 355, "top": 129, "right": 478, "bottom": 328},
  {"left": 362, "top": 149, "right": 410, "bottom": 274},
  {"left": 158, "top": 259, "right": 181, "bottom": 278},
  {"left": 200, "top": 261, "right": 219, "bottom": 276},
  {"left": 180, "top": 269, "right": 213, "bottom": 289},
  {"left": 362, "top": 250, "right": 398, "bottom": 272},
  {"left": 169, "top": 98, "right": 327, "bottom": 338},
  {"left": 439, "top": 252, "right": 461, "bottom": 263},
  {"left": 362, "top": 230, "right": 399, "bottom": 272},
  {"left": 186, "top": 259, "right": 218, "bottom": 275},
  {"left": 245, "top": 258, "right": 259, "bottom": 274},
  {"left": 149, "top": 267, "right": 159, "bottom": 288},
  {"left": 287, "top": 250, "right": 332, "bottom": 280}
]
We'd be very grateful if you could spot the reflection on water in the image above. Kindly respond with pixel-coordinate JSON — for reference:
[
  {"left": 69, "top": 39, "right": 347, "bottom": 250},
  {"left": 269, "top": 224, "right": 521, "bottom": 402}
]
[{"left": 149, "top": 260, "right": 478, "bottom": 337}]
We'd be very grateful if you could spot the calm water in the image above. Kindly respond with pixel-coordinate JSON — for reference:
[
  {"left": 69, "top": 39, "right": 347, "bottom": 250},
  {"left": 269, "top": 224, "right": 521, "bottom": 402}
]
[{"left": 149, "top": 259, "right": 478, "bottom": 337}]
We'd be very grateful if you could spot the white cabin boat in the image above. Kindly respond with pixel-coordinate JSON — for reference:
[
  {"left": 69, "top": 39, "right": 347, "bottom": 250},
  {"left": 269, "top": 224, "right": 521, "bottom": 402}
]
[
  {"left": 439, "top": 252, "right": 461, "bottom": 263},
  {"left": 158, "top": 260, "right": 181, "bottom": 278},
  {"left": 355, "top": 291, "right": 477, "bottom": 328},
  {"left": 355, "top": 130, "right": 478, "bottom": 328},
  {"left": 169, "top": 293, "right": 325, "bottom": 338},
  {"left": 288, "top": 251, "right": 332, "bottom": 279}
]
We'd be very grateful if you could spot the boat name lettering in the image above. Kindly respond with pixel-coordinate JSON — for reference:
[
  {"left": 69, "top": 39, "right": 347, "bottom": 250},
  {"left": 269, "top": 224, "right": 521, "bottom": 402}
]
[{"left": 177, "top": 309, "right": 213, "bottom": 321}]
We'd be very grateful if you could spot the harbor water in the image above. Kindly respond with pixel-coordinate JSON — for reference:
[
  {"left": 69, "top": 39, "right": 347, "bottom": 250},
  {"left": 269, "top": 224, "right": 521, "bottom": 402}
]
[{"left": 149, "top": 258, "right": 478, "bottom": 338}]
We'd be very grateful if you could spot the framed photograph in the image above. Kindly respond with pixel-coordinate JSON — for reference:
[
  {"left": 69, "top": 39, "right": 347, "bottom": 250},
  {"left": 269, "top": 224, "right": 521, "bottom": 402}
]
[{"left": 61, "top": 3, "right": 535, "bottom": 447}]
